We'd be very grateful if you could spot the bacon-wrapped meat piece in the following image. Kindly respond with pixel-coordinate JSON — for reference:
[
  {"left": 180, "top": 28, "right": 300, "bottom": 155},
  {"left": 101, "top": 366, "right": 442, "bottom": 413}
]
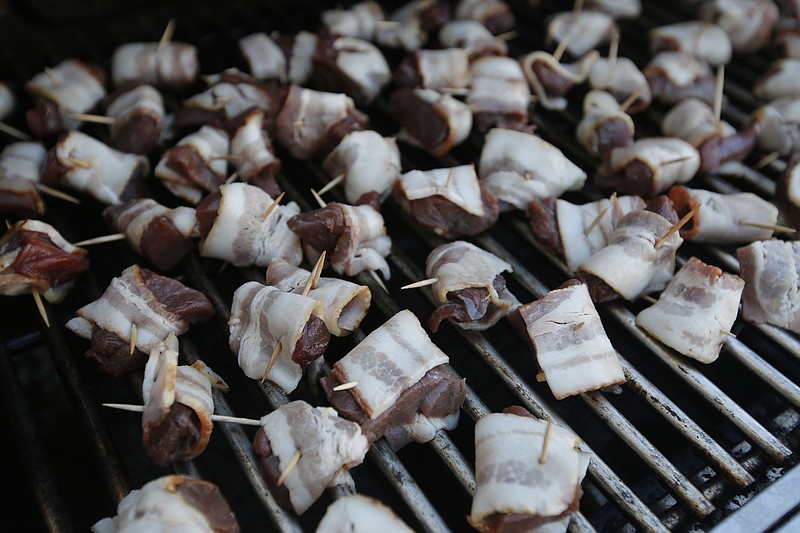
[
  {"left": 773, "top": 27, "right": 800, "bottom": 59},
  {"left": 586, "top": 0, "right": 641, "bottom": 19},
  {"left": 312, "top": 35, "right": 391, "bottom": 106},
  {"left": 91, "top": 475, "right": 239, "bottom": 533},
  {"left": 104, "top": 83, "right": 164, "bottom": 155},
  {"left": 239, "top": 32, "right": 287, "bottom": 82},
  {"left": 699, "top": 0, "right": 778, "bottom": 53},
  {"left": 394, "top": 48, "right": 470, "bottom": 90},
  {"left": 754, "top": 59, "right": 800, "bottom": 101},
  {"left": 197, "top": 182, "right": 302, "bottom": 267},
  {"left": 229, "top": 282, "right": 329, "bottom": 393},
  {"left": 588, "top": 57, "right": 652, "bottom": 114},
  {"left": 274, "top": 85, "right": 367, "bottom": 160},
  {"left": 394, "top": 165, "right": 499, "bottom": 237},
  {"left": 287, "top": 200, "right": 391, "bottom": 279},
  {"left": 425, "top": 241, "right": 519, "bottom": 332},
  {"left": 321, "top": 310, "right": 466, "bottom": 450},
  {"left": 546, "top": 10, "right": 616, "bottom": 58},
  {"left": 375, "top": 0, "right": 451, "bottom": 51},
  {"left": 750, "top": 97, "right": 800, "bottom": 155},
  {"left": 439, "top": 20, "right": 507, "bottom": 57},
  {"left": 528, "top": 194, "right": 645, "bottom": 272},
  {"left": 141, "top": 334, "right": 221, "bottom": 466},
  {"left": 322, "top": 130, "right": 401, "bottom": 204},
  {"left": 321, "top": 1, "right": 384, "bottom": 40},
  {"left": 667, "top": 186, "right": 778, "bottom": 244},
  {"left": 650, "top": 21, "right": 732, "bottom": 66},
  {"left": 0, "top": 142, "right": 47, "bottom": 218},
  {"left": 520, "top": 280, "right": 625, "bottom": 399},
  {"left": 42, "top": 131, "right": 147, "bottom": 205},
  {"left": 576, "top": 90, "right": 634, "bottom": 159},
  {"left": 24, "top": 59, "right": 106, "bottom": 137},
  {"left": 103, "top": 199, "right": 197, "bottom": 270},
  {"left": 521, "top": 50, "right": 598, "bottom": 111},
  {"left": 576, "top": 197, "right": 683, "bottom": 302},
  {"left": 267, "top": 258, "right": 371, "bottom": 337},
  {"left": 636, "top": 257, "right": 743, "bottom": 364},
  {"left": 66, "top": 264, "right": 213, "bottom": 376},
  {"left": 0, "top": 219, "right": 88, "bottom": 303},
  {"left": 644, "top": 51, "right": 715, "bottom": 106},
  {"left": 390, "top": 87, "right": 472, "bottom": 156},
  {"left": 737, "top": 240, "right": 800, "bottom": 333},
  {"left": 111, "top": 41, "right": 199, "bottom": 90},
  {"left": 155, "top": 126, "right": 229, "bottom": 205},
  {"left": 479, "top": 128, "right": 587, "bottom": 211},
  {"left": 317, "top": 495, "right": 414, "bottom": 533},
  {"left": 468, "top": 407, "right": 590, "bottom": 533},
  {"left": 253, "top": 401, "right": 368, "bottom": 515},
  {"left": 229, "top": 110, "right": 281, "bottom": 197},
  {"left": 597, "top": 137, "right": 700, "bottom": 197},
  {"left": 455, "top": 0, "right": 515, "bottom": 35},
  {"left": 662, "top": 98, "right": 756, "bottom": 171},
  {"left": 468, "top": 56, "right": 531, "bottom": 132}
]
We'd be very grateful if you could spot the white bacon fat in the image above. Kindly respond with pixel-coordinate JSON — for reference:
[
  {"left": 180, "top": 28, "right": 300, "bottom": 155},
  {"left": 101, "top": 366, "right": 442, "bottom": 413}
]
[
  {"left": 106, "top": 84, "right": 164, "bottom": 147},
  {"left": 322, "top": 130, "right": 401, "bottom": 204},
  {"left": 395, "top": 88, "right": 472, "bottom": 156},
  {"left": 520, "top": 282, "right": 625, "bottom": 399},
  {"left": 479, "top": 128, "right": 587, "bottom": 210},
  {"left": 106, "top": 198, "right": 197, "bottom": 254},
  {"left": 230, "top": 110, "right": 279, "bottom": 184},
  {"left": 750, "top": 97, "right": 800, "bottom": 155},
  {"left": 155, "top": 125, "right": 228, "bottom": 205},
  {"left": 55, "top": 131, "right": 148, "bottom": 205},
  {"left": 662, "top": 98, "right": 736, "bottom": 150},
  {"left": 321, "top": 1, "right": 384, "bottom": 40},
  {"left": 25, "top": 59, "right": 106, "bottom": 131},
  {"left": 576, "top": 90, "right": 635, "bottom": 157},
  {"left": 329, "top": 203, "right": 392, "bottom": 279},
  {"left": 239, "top": 32, "right": 287, "bottom": 81},
  {"left": 111, "top": 42, "right": 199, "bottom": 89},
  {"left": 259, "top": 401, "right": 368, "bottom": 515},
  {"left": 330, "top": 37, "right": 391, "bottom": 105},
  {"left": 316, "top": 494, "right": 414, "bottom": 533},
  {"left": 579, "top": 209, "right": 684, "bottom": 301},
  {"left": 398, "top": 165, "right": 486, "bottom": 217},
  {"left": 521, "top": 51, "right": 598, "bottom": 111},
  {"left": 415, "top": 48, "right": 471, "bottom": 90},
  {"left": 737, "top": 240, "right": 800, "bottom": 333},
  {"left": 426, "top": 240, "right": 520, "bottom": 330},
  {"left": 439, "top": 20, "right": 508, "bottom": 57},
  {"left": 636, "top": 257, "right": 743, "bottom": 364},
  {"left": 200, "top": 182, "right": 301, "bottom": 267},
  {"left": 469, "top": 412, "right": 590, "bottom": 528},
  {"left": 229, "top": 282, "right": 324, "bottom": 392},
  {"left": 468, "top": 56, "right": 530, "bottom": 126},
  {"left": 184, "top": 75, "right": 275, "bottom": 121},
  {"left": 650, "top": 21, "right": 732, "bottom": 66},
  {"left": 374, "top": 1, "right": 427, "bottom": 51},
  {"left": 331, "top": 310, "right": 449, "bottom": 419},
  {"left": 0, "top": 142, "right": 46, "bottom": 185},
  {"left": 546, "top": 10, "right": 615, "bottom": 58},
  {"left": 267, "top": 258, "right": 371, "bottom": 337},
  {"left": 606, "top": 137, "right": 700, "bottom": 196}
]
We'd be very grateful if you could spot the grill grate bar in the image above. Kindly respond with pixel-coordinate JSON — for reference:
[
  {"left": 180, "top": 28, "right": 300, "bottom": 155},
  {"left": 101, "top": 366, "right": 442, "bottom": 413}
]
[{"left": 724, "top": 339, "right": 800, "bottom": 411}]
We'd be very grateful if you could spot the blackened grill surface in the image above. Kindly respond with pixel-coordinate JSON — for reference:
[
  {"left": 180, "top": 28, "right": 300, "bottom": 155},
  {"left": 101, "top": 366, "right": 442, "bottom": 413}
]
[{"left": 1, "top": 1, "right": 800, "bottom": 532}]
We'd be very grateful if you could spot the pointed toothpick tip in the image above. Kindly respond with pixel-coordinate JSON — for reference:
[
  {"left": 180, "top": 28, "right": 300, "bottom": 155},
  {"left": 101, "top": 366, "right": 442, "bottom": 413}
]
[
  {"left": 317, "top": 174, "right": 345, "bottom": 196},
  {"left": 539, "top": 419, "right": 553, "bottom": 464},
  {"left": 277, "top": 450, "right": 302, "bottom": 486},
  {"left": 301, "top": 250, "right": 327, "bottom": 296},
  {"left": 713, "top": 64, "right": 725, "bottom": 123},
  {"left": 368, "top": 270, "right": 389, "bottom": 293},
  {"left": 401, "top": 277, "right": 439, "bottom": 290},
  {"left": 262, "top": 191, "right": 286, "bottom": 221},
  {"left": 103, "top": 403, "right": 262, "bottom": 425},
  {"left": 333, "top": 381, "right": 359, "bottom": 392},
  {"left": 261, "top": 341, "right": 283, "bottom": 383},
  {"left": 0, "top": 121, "right": 32, "bottom": 141},
  {"left": 310, "top": 188, "right": 327, "bottom": 209},
  {"left": 35, "top": 184, "right": 81, "bottom": 205},
  {"left": 583, "top": 205, "right": 610, "bottom": 236},
  {"left": 619, "top": 89, "right": 642, "bottom": 113},
  {"left": 753, "top": 151, "right": 780, "bottom": 171},
  {"left": 739, "top": 221, "right": 796, "bottom": 234},
  {"left": 31, "top": 289, "right": 50, "bottom": 327},
  {"left": 129, "top": 323, "right": 138, "bottom": 356},
  {"left": 158, "top": 18, "right": 176, "bottom": 52},
  {"left": 73, "top": 233, "right": 126, "bottom": 247},
  {"left": 69, "top": 112, "right": 116, "bottom": 125},
  {"left": 655, "top": 204, "right": 700, "bottom": 249}
]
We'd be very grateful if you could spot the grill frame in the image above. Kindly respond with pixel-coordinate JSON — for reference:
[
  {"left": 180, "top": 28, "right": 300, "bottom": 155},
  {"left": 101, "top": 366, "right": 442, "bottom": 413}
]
[{"left": 1, "top": 0, "right": 800, "bottom": 531}]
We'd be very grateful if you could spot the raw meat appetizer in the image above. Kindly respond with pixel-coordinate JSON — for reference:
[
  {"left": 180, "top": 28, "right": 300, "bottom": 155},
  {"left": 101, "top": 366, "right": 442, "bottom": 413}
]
[
  {"left": 389, "top": 87, "right": 472, "bottom": 156},
  {"left": 393, "top": 165, "right": 499, "bottom": 238},
  {"left": 66, "top": 264, "right": 213, "bottom": 376},
  {"left": 0, "top": 219, "right": 88, "bottom": 303},
  {"left": 467, "top": 55, "right": 531, "bottom": 132},
  {"left": 644, "top": 51, "right": 715, "bottom": 106},
  {"left": 425, "top": 240, "right": 520, "bottom": 332},
  {"left": 588, "top": 57, "right": 652, "bottom": 114},
  {"left": 312, "top": 35, "right": 391, "bottom": 106},
  {"left": 394, "top": 48, "right": 470, "bottom": 90},
  {"left": 321, "top": 310, "right": 466, "bottom": 450},
  {"left": 649, "top": 21, "right": 732, "bottom": 66},
  {"left": 636, "top": 257, "right": 743, "bottom": 364},
  {"left": 253, "top": 400, "right": 368, "bottom": 515},
  {"left": 546, "top": 10, "right": 616, "bottom": 58},
  {"left": 454, "top": 0, "right": 515, "bottom": 35},
  {"left": 520, "top": 50, "right": 598, "bottom": 111},
  {"left": 229, "top": 110, "right": 281, "bottom": 197},
  {"left": 111, "top": 41, "right": 199, "bottom": 90},
  {"left": 316, "top": 494, "right": 414, "bottom": 533},
  {"left": 576, "top": 90, "right": 635, "bottom": 159},
  {"left": 104, "top": 83, "right": 165, "bottom": 155},
  {"left": 228, "top": 282, "right": 329, "bottom": 393},
  {"left": 322, "top": 130, "right": 401, "bottom": 204},
  {"left": 0, "top": 142, "right": 47, "bottom": 218}
]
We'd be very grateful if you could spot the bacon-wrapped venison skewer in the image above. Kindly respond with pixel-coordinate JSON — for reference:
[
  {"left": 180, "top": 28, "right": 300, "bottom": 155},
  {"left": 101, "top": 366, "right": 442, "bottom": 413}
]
[
  {"left": 699, "top": 0, "right": 778, "bottom": 53},
  {"left": 103, "top": 198, "right": 198, "bottom": 270},
  {"left": 238, "top": 32, "right": 287, "bottom": 82},
  {"left": 196, "top": 182, "right": 302, "bottom": 267},
  {"left": 468, "top": 55, "right": 532, "bottom": 132},
  {"left": 425, "top": 240, "right": 519, "bottom": 332},
  {"left": 520, "top": 50, "right": 598, "bottom": 112},
  {"left": 66, "top": 264, "right": 213, "bottom": 376},
  {"left": 104, "top": 83, "right": 165, "bottom": 155},
  {"left": 267, "top": 258, "right": 371, "bottom": 337},
  {"left": 253, "top": 400, "right": 368, "bottom": 515},
  {"left": 588, "top": 57, "right": 652, "bottom": 114},
  {"left": 479, "top": 128, "right": 587, "bottom": 211},
  {"left": 229, "top": 110, "right": 281, "bottom": 197},
  {"left": 455, "top": 0, "right": 515, "bottom": 35},
  {"left": 394, "top": 48, "right": 470, "bottom": 90},
  {"left": 91, "top": 475, "right": 239, "bottom": 533},
  {"left": 0, "top": 142, "right": 47, "bottom": 218},
  {"left": 287, "top": 199, "right": 391, "bottom": 279},
  {"left": 576, "top": 90, "right": 635, "bottom": 159},
  {"left": 24, "top": 59, "right": 106, "bottom": 137},
  {"left": 111, "top": 41, "right": 199, "bottom": 90},
  {"left": 750, "top": 97, "right": 800, "bottom": 155},
  {"left": 312, "top": 35, "right": 391, "bottom": 107},
  {"left": 229, "top": 282, "right": 329, "bottom": 393},
  {"left": 468, "top": 406, "right": 590, "bottom": 532},
  {"left": 636, "top": 257, "right": 743, "bottom": 364},
  {"left": 546, "top": 10, "right": 616, "bottom": 59},
  {"left": 667, "top": 186, "right": 779, "bottom": 244},
  {"left": 393, "top": 165, "right": 499, "bottom": 238},
  {"left": 528, "top": 194, "right": 646, "bottom": 272},
  {"left": 754, "top": 59, "right": 800, "bottom": 101},
  {"left": 322, "top": 130, "right": 401, "bottom": 204},
  {"left": 438, "top": 20, "right": 508, "bottom": 58},
  {"left": 649, "top": 21, "right": 732, "bottom": 66},
  {"left": 321, "top": 1, "right": 384, "bottom": 41},
  {"left": 644, "top": 51, "right": 715, "bottom": 106},
  {"left": 0, "top": 219, "right": 88, "bottom": 303},
  {"left": 389, "top": 87, "right": 472, "bottom": 156},
  {"left": 316, "top": 494, "right": 414, "bottom": 533},
  {"left": 321, "top": 310, "right": 466, "bottom": 450}
]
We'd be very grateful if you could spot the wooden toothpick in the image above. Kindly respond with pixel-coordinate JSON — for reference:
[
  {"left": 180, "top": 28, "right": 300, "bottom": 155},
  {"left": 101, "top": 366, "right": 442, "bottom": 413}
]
[
  {"left": 660, "top": 155, "right": 694, "bottom": 167},
  {"left": 277, "top": 450, "right": 302, "bottom": 486},
  {"left": 261, "top": 341, "right": 283, "bottom": 384},
  {"left": 496, "top": 30, "right": 518, "bottom": 42},
  {"left": 368, "top": 270, "right": 388, "bottom": 293},
  {"left": 608, "top": 30, "right": 619, "bottom": 70},
  {"left": 539, "top": 419, "right": 553, "bottom": 464},
  {"left": 553, "top": 0, "right": 582, "bottom": 62},
  {"left": 720, "top": 330, "right": 736, "bottom": 338},
  {"left": 739, "top": 221, "right": 796, "bottom": 234},
  {"left": 35, "top": 184, "right": 80, "bottom": 205},
  {"left": 31, "top": 289, "right": 50, "bottom": 327},
  {"left": 158, "top": 18, "right": 176, "bottom": 53},
  {"left": 102, "top": 403, "right": 262, "bottom": 426},
  {"left": 0, "top": 122, "right": 32, "bottom": 141},
  {"left": 332, "top": 381, "right": 359, "bottom": 391},
  {"left": 619, "top": 90, "right": 642, "bottom": 113},
  {"left": 310, "top": 188, "right": 327, "bottom": 209},
  {"left": 401, "top": 277, "right": 439, "bottom": 290},
  {"left": 317, "top": 174, "right": 345, "bottom": 196},
  {"left": 225, "top": 171, "right": 240, "bottom": 185},
  {"left": 655, "top": 204, "right": 700, "bottom": 249},
  {"left": 445, "top": 167, "right": 456, "bottom": 188},
  {"left": 73, "top": 233, "right": 126, "bottom": 247},
  {"left": 583, "top": 205, "right": 610, "bottom": 236},
  {"left": 753, "top": 151, "right": 780, "bottom": 171},
  {"left": 713, "top": 64, "right": 725, "bottom": 123},
  {"left": 44, "top": 66, "right": 60, "bottom": 86},
  {"left": 129, "top": 323, "right": 138, "bottom": 355},
  {"left": 70, "top": 113, "right": 116, "bottom": 125},
  {"left": 262, "top": 191, "right": 286, "bottom": 221},
  {"left": 301, "top": 251, "right": 327, "bottom": 296}
]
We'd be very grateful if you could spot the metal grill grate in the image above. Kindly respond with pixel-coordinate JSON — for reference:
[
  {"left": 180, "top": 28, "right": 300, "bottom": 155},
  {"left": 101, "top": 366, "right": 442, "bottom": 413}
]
[{"left": 1, "top": 0, "right": 800, "bottom": 531}]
